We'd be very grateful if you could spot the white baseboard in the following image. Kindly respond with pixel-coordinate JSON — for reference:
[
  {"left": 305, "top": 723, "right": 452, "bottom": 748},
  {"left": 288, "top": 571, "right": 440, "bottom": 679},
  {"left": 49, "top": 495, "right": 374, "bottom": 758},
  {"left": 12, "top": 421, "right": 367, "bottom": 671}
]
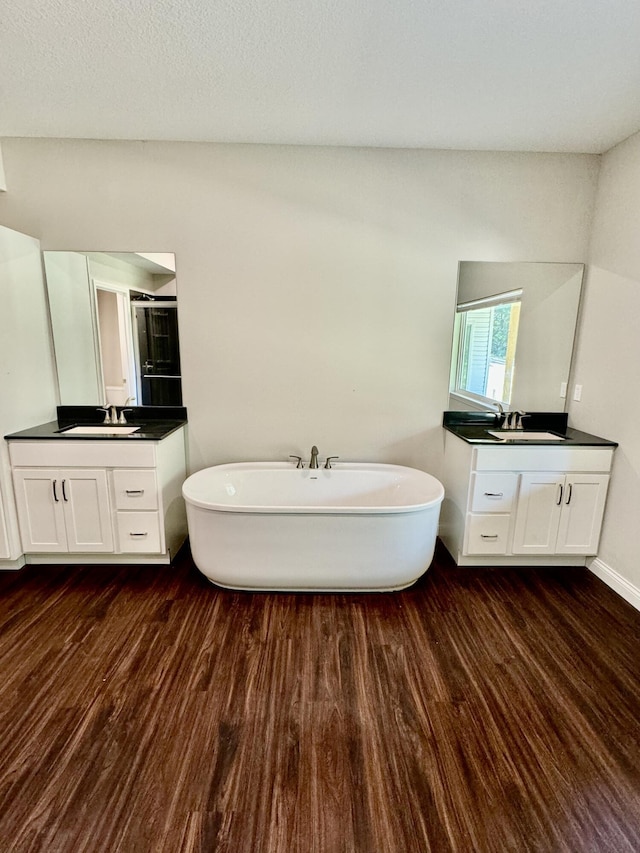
[{"left": 588, "top": 557, "right": 640, "bottom": 612}]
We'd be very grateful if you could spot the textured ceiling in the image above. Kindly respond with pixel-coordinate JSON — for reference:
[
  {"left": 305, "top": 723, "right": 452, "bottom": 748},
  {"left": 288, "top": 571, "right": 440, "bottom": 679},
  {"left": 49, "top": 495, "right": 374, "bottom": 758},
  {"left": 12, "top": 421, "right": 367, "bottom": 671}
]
[{"left": 2, "top": 0, "right": 640, "bottom": 153}]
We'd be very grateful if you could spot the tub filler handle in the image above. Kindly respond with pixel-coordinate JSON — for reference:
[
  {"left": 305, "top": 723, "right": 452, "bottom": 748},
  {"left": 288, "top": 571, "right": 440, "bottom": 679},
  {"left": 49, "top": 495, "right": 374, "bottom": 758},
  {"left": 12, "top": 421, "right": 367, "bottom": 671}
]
[
  {"left": 324, "top": 457, "right": 339, "bottom": 469},
  {"left": 289, "top": 455, "right": 304, "bottom": 468}
]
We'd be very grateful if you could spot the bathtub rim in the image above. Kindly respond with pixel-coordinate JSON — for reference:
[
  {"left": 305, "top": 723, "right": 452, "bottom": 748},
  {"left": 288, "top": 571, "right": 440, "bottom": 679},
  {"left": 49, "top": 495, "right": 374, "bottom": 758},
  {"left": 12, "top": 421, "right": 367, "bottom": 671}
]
[{"left": 182, "top": 461, "right": 445, "bottom": 515}]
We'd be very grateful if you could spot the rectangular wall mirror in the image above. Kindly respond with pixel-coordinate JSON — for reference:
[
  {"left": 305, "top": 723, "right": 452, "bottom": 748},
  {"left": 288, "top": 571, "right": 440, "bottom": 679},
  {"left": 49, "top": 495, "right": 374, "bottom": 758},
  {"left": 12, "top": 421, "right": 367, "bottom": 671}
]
[
  {"left": 43, "top": 251, "right": 182, "bottom": 407},
  {"left": 449, "top": 261, "right": 584, "bottom": 412}
]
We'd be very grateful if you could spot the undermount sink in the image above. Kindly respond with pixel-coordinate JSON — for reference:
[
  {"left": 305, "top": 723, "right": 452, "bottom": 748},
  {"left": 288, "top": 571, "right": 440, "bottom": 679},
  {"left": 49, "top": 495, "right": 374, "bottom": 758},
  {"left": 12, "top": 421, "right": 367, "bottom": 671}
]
[
  {"left": 61, "top": 425, "right": 141, "bottom": 435},
  {"left": 488, "top": 430, "right": 566, "bottom": 441}
]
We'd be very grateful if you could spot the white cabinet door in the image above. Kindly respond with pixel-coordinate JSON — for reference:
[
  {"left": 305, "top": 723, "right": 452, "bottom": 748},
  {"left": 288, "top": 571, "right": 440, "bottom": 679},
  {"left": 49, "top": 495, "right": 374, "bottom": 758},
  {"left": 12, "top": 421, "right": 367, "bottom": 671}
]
[
  {"left": 60, "top": 469, "right": 113, "bottom": 552},
  {"left": 12, "top": 469, "right": 68, "bottom": 553},
  {"left": 13, "top": 468, "right": 113, "bottom": 554},
  {"left": 513, "top": 471, "right": 610, "bottom": 556},
  {"left": 556, "top": 474, "right": 609, "bottom": 555},
  {"left": 512, "top": 472, "right": 564, "bottom": 555}
]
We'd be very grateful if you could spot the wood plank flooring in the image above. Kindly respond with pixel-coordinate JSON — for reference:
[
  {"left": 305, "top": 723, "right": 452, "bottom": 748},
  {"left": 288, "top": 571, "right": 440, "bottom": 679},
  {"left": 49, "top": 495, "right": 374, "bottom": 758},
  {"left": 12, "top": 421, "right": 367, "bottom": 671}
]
[{"left": 0, "top": 543, "right": 639, "bottom": 852}]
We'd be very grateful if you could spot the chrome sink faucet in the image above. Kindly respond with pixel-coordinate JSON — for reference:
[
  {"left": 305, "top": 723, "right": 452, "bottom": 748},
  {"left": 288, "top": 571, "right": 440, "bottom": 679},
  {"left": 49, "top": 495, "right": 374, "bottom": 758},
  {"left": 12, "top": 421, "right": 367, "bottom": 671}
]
[
  {"left": 501, "top": 411, "right": 514, "bottom": 429},
  {"left": 98, "top": 405, "right": 113, "bottom": 424},
  {"left": 501, "top": 410, "right": 528, "bottom": 429},
  {"left": 118, "top": 398, "right": 135, "bottom": 424},
  {"left": 309, "top": 446, "right": 319, "bottom": 469}
]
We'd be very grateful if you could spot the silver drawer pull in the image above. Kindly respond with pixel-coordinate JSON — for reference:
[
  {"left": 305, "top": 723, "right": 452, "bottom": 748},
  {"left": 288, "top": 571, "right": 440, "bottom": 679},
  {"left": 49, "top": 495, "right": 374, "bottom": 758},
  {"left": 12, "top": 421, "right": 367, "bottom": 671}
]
[
  {"left": 129, "top": 532, "right": 149, "bottom": 537},
  {"left": 480, "top": 534, "right": 499, "bottom": 539},
  {"left": 125, "top": 489, "right": 145, "bottom": 495},
  {"left": 483, "top": 492, "right": 504, "bottom": 497}
]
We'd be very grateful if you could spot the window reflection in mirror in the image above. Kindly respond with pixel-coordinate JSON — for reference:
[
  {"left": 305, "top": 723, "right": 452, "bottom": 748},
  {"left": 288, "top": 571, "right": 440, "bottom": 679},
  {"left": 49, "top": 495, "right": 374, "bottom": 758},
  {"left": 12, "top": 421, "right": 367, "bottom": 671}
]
[
  {"left": 449, "top": 262, "right": 584, "bottom": 413},
  {"left": 452, "top": 289, "right": 521, "bottom": 407},
  {"left": 43, "top": 251, "right": 181, "bottom": 407}
]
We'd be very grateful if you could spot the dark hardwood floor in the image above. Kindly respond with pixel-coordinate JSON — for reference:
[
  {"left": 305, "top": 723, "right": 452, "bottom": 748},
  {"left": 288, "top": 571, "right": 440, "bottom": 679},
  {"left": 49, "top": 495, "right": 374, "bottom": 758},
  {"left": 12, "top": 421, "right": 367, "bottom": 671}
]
[{"left": 0, "top": 543, "right": 639, "bottom": 852}]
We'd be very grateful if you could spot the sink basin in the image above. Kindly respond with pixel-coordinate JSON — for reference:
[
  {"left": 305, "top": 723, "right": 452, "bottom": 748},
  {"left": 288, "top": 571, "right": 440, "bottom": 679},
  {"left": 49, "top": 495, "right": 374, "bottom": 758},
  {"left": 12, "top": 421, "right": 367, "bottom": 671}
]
[
  {"left": 488, "top": 430, "right": 565, "bottom": 441},
  {"left": 61, "top": 425, "right": 141, "bottom": 435}
]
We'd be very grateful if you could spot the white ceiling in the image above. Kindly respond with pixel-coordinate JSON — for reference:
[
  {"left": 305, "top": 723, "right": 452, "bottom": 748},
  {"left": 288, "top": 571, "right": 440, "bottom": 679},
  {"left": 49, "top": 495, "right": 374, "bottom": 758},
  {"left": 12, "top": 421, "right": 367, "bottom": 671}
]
[{"left": 2, "top": 0, "right": 640, "bottom": 154}]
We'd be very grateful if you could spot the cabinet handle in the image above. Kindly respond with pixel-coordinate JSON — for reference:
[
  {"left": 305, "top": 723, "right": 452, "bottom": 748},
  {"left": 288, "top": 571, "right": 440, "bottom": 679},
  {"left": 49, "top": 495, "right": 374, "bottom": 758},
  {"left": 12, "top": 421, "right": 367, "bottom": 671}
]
[
  {"left": 565, "top": 483, "right": 572, "bottom": 505},
  {"left": 52, "top": 480, "right": 59, "bottom": 502},
  {"left": 481, "top": 534, "right": 499, "bottom": 539},
  {"left": 484, "top": 492, "right": 504, "bottom": 497},
  {"left": 62, "top": 479, "right": 68, "bottom": 502},
  {"left": 129, "top": 532, "right": 148, "bottom": 537},
  {"left": 125, "top": 489, "right": 145, "bottom": 495},
  {"left": 556, "top": 483, "right": 564, "bottom": 505}
]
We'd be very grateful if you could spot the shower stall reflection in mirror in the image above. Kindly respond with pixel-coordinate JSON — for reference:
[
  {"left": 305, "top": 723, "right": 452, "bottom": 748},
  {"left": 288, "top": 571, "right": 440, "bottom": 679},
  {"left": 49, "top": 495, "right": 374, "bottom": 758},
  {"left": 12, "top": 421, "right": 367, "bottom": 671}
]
[{"left": 132, "top": 297, "right": 182, "bottom": 406}]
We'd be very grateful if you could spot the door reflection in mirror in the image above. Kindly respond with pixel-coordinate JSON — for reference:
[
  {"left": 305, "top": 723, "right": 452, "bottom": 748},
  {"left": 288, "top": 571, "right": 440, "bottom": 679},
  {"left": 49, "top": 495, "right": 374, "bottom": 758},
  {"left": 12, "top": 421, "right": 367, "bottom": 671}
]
[{"left": 95, "top": 284, "right": 136, "bottom": 405}]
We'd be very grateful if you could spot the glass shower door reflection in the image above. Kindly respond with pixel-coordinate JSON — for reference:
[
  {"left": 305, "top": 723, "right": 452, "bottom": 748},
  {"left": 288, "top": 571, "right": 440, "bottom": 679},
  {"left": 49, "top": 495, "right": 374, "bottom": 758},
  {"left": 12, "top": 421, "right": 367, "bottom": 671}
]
[{"left": 134, "top": 302, "right": 183, "bottom": 406}]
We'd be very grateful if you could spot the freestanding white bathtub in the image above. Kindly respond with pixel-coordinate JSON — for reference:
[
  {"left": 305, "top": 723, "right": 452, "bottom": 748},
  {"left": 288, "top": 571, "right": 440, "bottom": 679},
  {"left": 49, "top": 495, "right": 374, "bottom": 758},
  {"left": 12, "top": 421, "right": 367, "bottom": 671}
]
[{"left": 182, "top": 462, "right": 444, "bottom": 592}]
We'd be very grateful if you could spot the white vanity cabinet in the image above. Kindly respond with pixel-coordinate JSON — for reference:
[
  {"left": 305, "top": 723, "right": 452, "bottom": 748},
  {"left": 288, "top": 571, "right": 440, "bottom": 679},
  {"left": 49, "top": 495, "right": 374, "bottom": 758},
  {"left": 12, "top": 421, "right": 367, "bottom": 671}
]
[
  {"left": 440, "top": 435, "right": 614, "bottom": 566},
  {"left": 9, "top": 427, "right": 187, "bottom": 564}
]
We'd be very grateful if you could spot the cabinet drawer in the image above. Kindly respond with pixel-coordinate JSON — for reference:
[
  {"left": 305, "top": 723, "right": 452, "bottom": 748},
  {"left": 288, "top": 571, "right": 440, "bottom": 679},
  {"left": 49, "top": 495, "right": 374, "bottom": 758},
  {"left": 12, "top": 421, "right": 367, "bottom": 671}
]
[
  {"left": 465, "top": 514, "right": 511, "bottom": 555},
  {"left": 116, "top": 512, "right": 162, "bottom": 553},
  {"left": 470, "top": 472, "right": 518, "bottom": 513},
  {"left": 112, "top": 470, "right": 158, "bottom": 510}
]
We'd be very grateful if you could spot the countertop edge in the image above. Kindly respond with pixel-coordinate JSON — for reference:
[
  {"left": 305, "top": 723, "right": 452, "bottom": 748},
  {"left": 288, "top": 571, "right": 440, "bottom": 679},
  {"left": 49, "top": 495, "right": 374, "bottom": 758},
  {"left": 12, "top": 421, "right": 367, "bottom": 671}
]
[
  {"left": 443, "top": 423, "right": 618, "bottom": 448},
  {"left": 4, "top": 419, "right": 188, "bottom": 442}
]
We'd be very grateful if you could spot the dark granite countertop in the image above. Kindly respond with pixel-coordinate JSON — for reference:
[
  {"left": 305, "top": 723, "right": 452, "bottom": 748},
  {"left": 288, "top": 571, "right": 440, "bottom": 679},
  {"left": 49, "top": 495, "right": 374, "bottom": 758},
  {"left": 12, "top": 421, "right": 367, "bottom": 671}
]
[
  {"left": 5, "top": 406, "right": 187, "bottom": 442},
  {"left": 443, "top": 411, "right": 618, "bottom": 448}
]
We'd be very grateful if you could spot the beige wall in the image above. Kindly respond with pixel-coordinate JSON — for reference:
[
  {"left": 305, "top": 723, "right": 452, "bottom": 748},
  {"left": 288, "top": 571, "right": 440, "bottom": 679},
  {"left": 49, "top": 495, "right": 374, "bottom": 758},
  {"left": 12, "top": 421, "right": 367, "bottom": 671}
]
[
  {"left": 0, "top": 139, "right": 598, "bottom": 478},
  {"left": 569, "top": 131, "right": 640, "bottom": 598}
]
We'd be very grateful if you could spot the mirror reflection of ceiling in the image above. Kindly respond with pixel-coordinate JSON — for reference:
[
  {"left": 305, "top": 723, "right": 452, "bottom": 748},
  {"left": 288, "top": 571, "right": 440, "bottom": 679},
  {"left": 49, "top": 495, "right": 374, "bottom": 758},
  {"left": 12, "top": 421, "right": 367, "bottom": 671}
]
[
  {"left": 43, "top": 251, "right": 181, "bottom": 408},
  {"left": 449, "top": 261, "right": 584, "bottom": 413}
]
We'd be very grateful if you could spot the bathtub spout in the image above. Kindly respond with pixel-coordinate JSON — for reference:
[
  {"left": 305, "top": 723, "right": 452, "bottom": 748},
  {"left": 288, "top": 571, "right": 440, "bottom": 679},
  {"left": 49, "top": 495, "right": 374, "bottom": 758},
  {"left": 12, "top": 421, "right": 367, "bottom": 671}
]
[{"left": 309, "top": 446, "right": 319, "bottom": 468}]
